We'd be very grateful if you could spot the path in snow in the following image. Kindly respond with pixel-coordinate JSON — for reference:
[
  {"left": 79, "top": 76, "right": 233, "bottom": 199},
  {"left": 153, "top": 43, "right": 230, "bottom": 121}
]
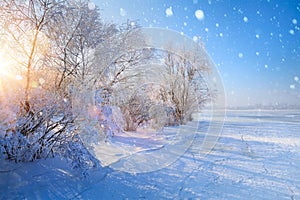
[{"left": 0, "top": 110, "right": 299, "bottom": 199}]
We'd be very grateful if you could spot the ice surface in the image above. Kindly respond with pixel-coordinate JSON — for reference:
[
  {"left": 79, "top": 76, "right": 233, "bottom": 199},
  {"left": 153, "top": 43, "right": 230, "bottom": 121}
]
[{"left": 1, "top": 110, "right": 300, "bottom": 199}]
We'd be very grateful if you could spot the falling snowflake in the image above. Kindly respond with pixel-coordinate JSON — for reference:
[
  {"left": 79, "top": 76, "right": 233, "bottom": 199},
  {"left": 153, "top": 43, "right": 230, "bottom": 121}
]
[
  {"left": 165, "top": 7, "right": 173, "bottom": 17},
  {"left": 88, "top": 2, "right": 96, "bottom": 10},
  {"left": 290, "top": 84, "right": 295, "bottom": 89},
  {"left": 120, "top": 8, "right": 127, "bottom": 17},
  {"left": 243, "top": 16, "right": 248, "bottom": 22},
  {"left": 264, "top": 64, "right": 268, "bottom": 68},
  {"left": 294, "top": 76, "right": 299, "bottom": 82},
  {"left": 256, "top": 52, "right": 259, "bottom": 56},
  {"left": 130, "top": 21, "right": 135, "bottom": 27},
  {"left": 183, "top": 22, "right": 187, "bottom": 26},
  {"left": 292, "top": 19, "right": 298, "bottom": 25},
  {"left": 193, "top": 36, "right": 198, "bottom": 42},
  {"left": 39, "top": 78, "right": 45, "bottom": 85},
  {"left": 195, "top": 10, "right": 204, "bottom": 20},
  {"left": 15, "top": 75, "right": 23, "bottom": 80},
  {"left": 219, "top": 33, "right": 223, "bottom": 37},
  {"left": 216, "top": 23, "right": 219, "bottom": 27},
  {"left": 238, "top": 53, "right": 243, "bottom": 58},
  {"left": 205, "top": 28, "right": 209, "bottom": 32},
  {"left": 289, "top": 29, "right": 295, "bottom": 35},
  {"left": 255, "top": 34, "right": 260, "bottom": 39}
]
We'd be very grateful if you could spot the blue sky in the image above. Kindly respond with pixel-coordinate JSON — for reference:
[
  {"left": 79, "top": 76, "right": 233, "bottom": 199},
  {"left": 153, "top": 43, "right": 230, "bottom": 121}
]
[{"left": 93, "top": 0, "right": 300, "bottom": 107}]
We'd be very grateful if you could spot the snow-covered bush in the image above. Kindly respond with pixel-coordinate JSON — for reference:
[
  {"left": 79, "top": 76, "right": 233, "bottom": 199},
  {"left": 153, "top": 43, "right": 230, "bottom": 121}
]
[
  {"left": 118, "top": 87, "right": 151, "bottom": 131},
  {"left": 57, "top": 134, "right": 100, "bottom": 175},
  {"left": 0, "top": 0, "right": 106, "bottom": 173},
  {"left": 149, "top": 104, "right": 168, "bottom": 130},
  {"left": 111, "top": 106, "right": 126, "bottom": 132},
  {"left": 0, "top": 87, "right": 99, "bottom": 174}
]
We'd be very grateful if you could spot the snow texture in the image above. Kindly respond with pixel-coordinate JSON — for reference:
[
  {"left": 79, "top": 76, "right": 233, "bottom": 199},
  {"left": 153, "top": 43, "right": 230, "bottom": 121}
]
[{"left": 1, "top": 110, "right": 299, "bottom": 199}]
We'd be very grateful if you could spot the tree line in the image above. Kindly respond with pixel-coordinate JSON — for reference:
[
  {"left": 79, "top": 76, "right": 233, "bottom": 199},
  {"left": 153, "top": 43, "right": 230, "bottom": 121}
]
[{"left": 0, "top": 0, "right": 212, "bottom": 169}]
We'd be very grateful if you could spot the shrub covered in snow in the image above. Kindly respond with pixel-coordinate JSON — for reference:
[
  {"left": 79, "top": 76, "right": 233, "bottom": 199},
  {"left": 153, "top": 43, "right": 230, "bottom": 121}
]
[{"left": 0, "top": 88, "right": 99, "bottom": 174}]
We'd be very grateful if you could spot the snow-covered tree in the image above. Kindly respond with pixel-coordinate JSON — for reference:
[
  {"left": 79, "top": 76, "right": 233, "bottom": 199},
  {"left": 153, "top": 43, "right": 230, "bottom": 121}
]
[
  {"left": 45, "top": 0, "right": 113, "bottom": 92},
  {"left": 158, "top": 46, "right": 212, "bottom": 125},
  {"left": 91, "top": 23, "right": 153, "bottom": 131},
  {"left": 92, "top": 21, "right": 150, "bottom": 89},
  {"left": 0, "top": 0, "right": 100, "bottom": 172},
  {"left": 0, "top": 0, "right": 64, "bottom": 113}
]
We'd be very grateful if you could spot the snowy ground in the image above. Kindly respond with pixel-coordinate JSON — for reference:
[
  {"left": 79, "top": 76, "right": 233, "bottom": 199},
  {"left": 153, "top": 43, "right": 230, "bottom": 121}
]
[{"left": 1, "top": 110, "right": 300, "bottom": 199}]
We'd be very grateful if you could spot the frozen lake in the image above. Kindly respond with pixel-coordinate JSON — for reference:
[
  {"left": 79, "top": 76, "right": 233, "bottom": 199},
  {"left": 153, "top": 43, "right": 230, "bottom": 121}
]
[{"left": 1, "top": 110, "right": 299, "bottom": 199}]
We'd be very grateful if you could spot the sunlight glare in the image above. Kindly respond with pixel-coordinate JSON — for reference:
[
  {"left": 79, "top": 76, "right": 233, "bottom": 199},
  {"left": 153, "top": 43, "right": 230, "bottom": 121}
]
[{"left": 0, "top": 52, "right": 10, "bottom": 76}]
